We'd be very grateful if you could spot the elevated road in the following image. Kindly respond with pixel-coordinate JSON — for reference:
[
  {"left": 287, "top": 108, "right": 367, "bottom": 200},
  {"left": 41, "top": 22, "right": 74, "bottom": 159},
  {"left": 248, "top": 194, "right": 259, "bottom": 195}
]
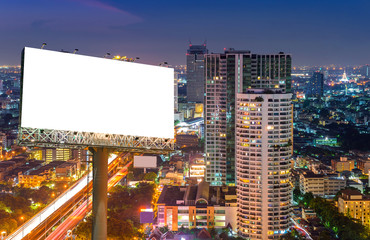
[
  {"left": 5, "top": 152, "right": 131, "bottom": 240},
  {"left": 45, "top": 163, "right": 131, "bottom": 240}
]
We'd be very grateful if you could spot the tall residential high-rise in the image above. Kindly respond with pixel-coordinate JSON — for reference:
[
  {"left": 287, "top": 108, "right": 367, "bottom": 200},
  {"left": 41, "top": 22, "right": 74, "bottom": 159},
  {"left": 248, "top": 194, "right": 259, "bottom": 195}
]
[
  {"left": 186, "top": 44, "right": 208, "bottom": 103},
  {"left": 204, "top": 49, "right": 292, "bottom": 186},
  {"left": 307, "top": 71, "right": 324, "bottom": 98},
  {"left": 174, "top": 72, "right": 179, "bottom": 112},
  {"left": 236, "top": 90, "right": 292, "bottom": 240}
]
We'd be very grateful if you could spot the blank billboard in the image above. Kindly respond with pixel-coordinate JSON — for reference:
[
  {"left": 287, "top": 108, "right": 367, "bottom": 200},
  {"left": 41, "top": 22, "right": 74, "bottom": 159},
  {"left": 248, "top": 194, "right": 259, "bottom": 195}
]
[
  {"left": 134, "top": 156, "right": 157, "bottom": 168},
  {"left": 21, "top": 47, "right": 174, "bottom": 139}
]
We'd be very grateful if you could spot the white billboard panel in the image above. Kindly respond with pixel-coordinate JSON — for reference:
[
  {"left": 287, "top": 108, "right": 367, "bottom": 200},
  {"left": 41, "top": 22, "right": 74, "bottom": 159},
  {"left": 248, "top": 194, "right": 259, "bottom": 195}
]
[
  {"left": 21, "top": 47, "right": 174, "bottom": 139},
  {"left": 134, "top": 156, "right": 157, "bottom": 168}
]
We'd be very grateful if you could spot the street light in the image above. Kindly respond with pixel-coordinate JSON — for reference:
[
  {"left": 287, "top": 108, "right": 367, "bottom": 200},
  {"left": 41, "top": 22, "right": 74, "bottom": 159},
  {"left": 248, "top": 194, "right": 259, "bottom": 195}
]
[
  {"left": 1, "top": 231, "right": 6, "bottom": 240},
  {"left": 73, "top": 49, "right": 79, "bottom": 54},
  {"left": 20, "top": 216, "right": 25, "bottom": 224},
  {"left": 41, "top": 43, "right": 47, "bottom": 49}
]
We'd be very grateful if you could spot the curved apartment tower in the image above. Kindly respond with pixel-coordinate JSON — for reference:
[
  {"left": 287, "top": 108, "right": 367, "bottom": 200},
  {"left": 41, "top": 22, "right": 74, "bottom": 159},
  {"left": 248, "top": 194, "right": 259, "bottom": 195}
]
[{"left": 236, "top": 90, "right": 292, "bottom": 240}]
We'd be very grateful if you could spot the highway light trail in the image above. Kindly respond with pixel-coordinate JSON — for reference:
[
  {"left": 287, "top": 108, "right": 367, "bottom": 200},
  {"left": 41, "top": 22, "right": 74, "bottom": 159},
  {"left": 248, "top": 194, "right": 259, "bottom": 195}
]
[
  {"left": 45, "top": 161, "right": 132, "bottom": 240},
  {"left": 6, "top": 154, "right": 119, "bottom": 240},
  {"left": 290, "top": 217, "right": 313, "bottom": 240}
]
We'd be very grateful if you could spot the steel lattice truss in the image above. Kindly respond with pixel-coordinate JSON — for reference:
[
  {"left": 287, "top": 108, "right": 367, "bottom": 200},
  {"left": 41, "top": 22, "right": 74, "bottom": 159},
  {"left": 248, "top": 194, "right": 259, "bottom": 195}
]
[{"left": 18, "top": 127, "right": 174, "bottom": 153}]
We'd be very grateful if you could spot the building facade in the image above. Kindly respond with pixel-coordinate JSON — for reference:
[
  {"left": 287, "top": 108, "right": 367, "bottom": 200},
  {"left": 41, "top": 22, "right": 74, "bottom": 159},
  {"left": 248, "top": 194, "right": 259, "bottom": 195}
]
[
  {"left": 299, "top": 170, "right": 346, "bottom": 197},
  {"left": 338, "top": 189, "right": 370, "bottom": 228},
  {"left": 307, "top": 71, "right": 324, "bottom": 98},
  {"left": 236, "top": 90, "right": 292, "bottom": 239},
  {"left": 157, "top": 183, "right": 237, "bottom": 232},
  {"left": 205, "top": 50, "right": 292, "bottom": 186},
  {"left": 331, "top": 157, "right": 356, "bottom": 172},
  {"left": 186, "top": 44, "right": 208, "bottom": 103}
]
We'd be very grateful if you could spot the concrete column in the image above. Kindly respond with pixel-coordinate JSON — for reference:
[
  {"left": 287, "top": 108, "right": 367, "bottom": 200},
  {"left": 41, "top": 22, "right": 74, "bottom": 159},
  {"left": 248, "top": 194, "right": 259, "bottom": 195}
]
[{"left": 92, "top": 148, "right": 108, "bottom": 240}]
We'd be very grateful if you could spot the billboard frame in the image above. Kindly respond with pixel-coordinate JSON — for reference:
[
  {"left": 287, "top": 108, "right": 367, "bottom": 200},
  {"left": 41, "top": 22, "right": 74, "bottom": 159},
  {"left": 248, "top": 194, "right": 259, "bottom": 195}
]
[
  {"left": 18, "top": 47, "right": 174, "bottom": 240},
  {"left": 18, "top": 127, "right": 174, "bottom": 153}
]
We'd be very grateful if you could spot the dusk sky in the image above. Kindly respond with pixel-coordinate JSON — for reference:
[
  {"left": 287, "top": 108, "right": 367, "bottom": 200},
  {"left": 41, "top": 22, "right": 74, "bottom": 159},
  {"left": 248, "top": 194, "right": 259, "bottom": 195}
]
[{"left": 0, "top": 0, "right": 369, "bottom": 66}]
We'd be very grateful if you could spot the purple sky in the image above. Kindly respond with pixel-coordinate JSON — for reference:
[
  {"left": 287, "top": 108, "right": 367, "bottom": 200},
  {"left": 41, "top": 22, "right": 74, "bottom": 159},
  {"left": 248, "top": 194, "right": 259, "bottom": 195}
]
[{"left": 1, "top": 0, "right": 370, "bottom": 66}]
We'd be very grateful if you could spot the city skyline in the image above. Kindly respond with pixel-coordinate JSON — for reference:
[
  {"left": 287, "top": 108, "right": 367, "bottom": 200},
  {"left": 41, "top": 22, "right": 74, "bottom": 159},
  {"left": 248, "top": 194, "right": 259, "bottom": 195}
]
[
  {"left": 1, "top": 0, "right": 370, "bottom": 66},
  {"left": 0, "top": 1, "right": 370, "bottom": 240}
]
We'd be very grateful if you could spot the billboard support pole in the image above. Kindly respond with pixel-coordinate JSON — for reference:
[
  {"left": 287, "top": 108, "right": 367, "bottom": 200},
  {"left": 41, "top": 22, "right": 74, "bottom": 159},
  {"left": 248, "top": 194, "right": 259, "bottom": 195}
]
[{"left": 91, "top": 147, "right": 108, "bottom": 240}]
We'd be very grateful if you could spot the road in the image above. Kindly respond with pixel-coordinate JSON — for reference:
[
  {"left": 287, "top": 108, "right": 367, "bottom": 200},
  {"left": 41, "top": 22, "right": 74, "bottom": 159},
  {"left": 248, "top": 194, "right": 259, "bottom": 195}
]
[
  {"left": 290, "top": 217, "right": 313, "bottom": 240},
  {"left": 5, "top": 152, "right": 130, "bottom": 240},
  {"left": 45, "top": 161, "right": 131, "bottom": 240}
]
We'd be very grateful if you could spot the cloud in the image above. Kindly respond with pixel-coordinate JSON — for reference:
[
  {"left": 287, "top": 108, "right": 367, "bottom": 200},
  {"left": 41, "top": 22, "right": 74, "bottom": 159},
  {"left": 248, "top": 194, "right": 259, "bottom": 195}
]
[{"left": 71, "top": 0, "right": 142, "bottom": 22}]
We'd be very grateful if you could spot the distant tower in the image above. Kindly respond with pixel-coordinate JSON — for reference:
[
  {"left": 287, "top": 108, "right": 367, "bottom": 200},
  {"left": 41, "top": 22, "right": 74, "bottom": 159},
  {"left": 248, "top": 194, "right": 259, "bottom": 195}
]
[
  {"left": 340, "top": 70, "right": 349, "bottom": 95},
  {"left": 174, "top": 72, "right": 179, "bottom": 112},
  {"left": 307, "top": 71, "right": 324, "bottom": 98},
  {"left": 340, "top": 70, "right": 349, "bottom": 82},
  {"left": 186, "top": 43, "right": 208, "bottom": 103}
]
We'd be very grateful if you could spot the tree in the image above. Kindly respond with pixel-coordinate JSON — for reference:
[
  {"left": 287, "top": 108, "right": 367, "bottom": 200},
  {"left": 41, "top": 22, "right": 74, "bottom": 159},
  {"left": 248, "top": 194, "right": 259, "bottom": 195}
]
[
  {"left": 302, "top": 192, "right": 314, "bottom": 207},
  {"left": 293, "top": 187, "right": 302, "bottom": 203},
  {"left": 159, "top": 225, "right": 169, "bottom": 233},
  {"left": 126, "top": 172, "right": 134, "bottom": 181},
  {"left": 208, "top": 227, "right": 217, "bottom": 238},
  {"left": 75, "top": 217, "right": 92, "bottom": 240},
  {"left": 318, "top": 230, "right": 331, "bottom": 240},
  {"left": 0, "top": 218, "right": 18, "bottom": 235},
  {"left": 143, "top": 172, "right": 157, "bottom": 181},
  {"left": 107, "top": 218, "right": 135, "bottom": 240}
]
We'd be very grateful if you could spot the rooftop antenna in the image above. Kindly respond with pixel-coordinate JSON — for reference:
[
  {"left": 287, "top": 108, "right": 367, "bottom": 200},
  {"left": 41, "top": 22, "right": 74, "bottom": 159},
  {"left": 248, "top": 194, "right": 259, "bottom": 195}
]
[
  {"left": 41, "top": 43, "right": 47, "bottom": 49},
  {"left": 189, "top": 39, "right": 192, "bottom": 46},
  {"left": 204, "top": 38, "right": 207, "bottom": 46},
  {"left": 73, "top": 49, "right": 79, "bottom": 54}
]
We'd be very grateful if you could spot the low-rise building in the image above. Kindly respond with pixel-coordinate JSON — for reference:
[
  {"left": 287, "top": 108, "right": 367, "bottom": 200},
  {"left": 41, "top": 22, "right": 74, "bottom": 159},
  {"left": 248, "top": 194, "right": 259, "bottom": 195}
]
[
  {"left": 299, "top": 170, "right": 346, "bottom": 197},
  {"left": 157, "top": 182, "right": 237, "bottom": 232},
  {"left": 18, "top": 161, "right": 66, "bottom": 188},
  {"left": 189, "top": 157, "right": 205, "bottom": 181},
  {"left": 331, "top": 157, "right": 356, "bottom": 172},
  {"left": 175, "top": 134, "right": 199, "bottom": 149},
  {"left": 357, "top": 159, "right": 370, "bottom": 174},
  {"left": 55, "top": 160, "right": 80, "bottom": 181},
  {"left": 337, "top": 189, "right": 370, "bottom": 228},
  {"left": 302, "top": 208, "right": 316, "bottom": 220}
]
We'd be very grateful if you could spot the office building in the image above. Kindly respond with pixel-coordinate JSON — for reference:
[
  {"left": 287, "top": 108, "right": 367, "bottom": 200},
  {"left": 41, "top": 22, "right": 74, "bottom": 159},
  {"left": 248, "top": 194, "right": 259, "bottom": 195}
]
[
  {"left": 186, "top": 44, "right": 208, "bottom": 103},
  {"left": 236, "top": 90, "right": 292, "bottom": 239},
  {"left": 205, "top": 49, "right": 292, "bottom": 186},
  {"left": 43, "top": 148, "right": 71, "bottom": 162},
  {"left": 307, "top": 71, "right": 324, "bottom": 98}
]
